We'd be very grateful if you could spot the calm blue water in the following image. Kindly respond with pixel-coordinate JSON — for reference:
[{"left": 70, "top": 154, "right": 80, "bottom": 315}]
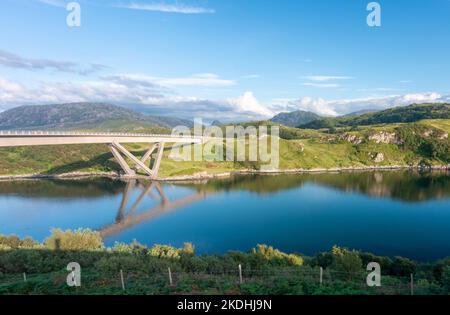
[{"left": 0, "top": 171, "right": 449, "bottom": 261}]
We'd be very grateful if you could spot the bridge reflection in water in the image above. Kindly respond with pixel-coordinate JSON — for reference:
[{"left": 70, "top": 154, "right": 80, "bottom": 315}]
[{"left": 98, "top": 180, "right": 208, "bottom": 238}]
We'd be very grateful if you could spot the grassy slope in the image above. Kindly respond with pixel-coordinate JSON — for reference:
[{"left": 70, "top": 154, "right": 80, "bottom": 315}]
[
  {"left": 0, "top": 119, "right": 448, "bottom": 177},
  {"left": 420, "top": 119, "right": 450, "bottom": 133}
]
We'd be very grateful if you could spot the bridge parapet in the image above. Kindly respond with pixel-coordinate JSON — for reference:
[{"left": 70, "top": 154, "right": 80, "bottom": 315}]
[{"left": 0, "top": 130, "right": 199, "bottom": 139}]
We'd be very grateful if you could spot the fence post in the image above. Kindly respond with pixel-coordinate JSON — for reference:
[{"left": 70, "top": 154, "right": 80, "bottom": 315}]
[
  {"left": 23, "top": 272, "right": 27, "bottom": 282},
  {"left": 120, "top": 269, "right": 125, "bottom": 291},
  {"left": 168, "top": 267, "right": 173, "bottom": 286},
  {"left": 319, "top": 267, "right": 323, "bottom": 285},
  {"left": 410, "top": 273, "right": 414, "bottom": 295},
  {"left": 238, "top": 264, "right": 243, "bottom": 284}
]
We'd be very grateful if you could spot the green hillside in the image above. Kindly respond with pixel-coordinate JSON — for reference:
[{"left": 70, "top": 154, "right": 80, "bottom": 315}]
[
  {"left": 271, "top": 110, "right": 321, "bottom": 127},
  {"left": 299, "top": 103, "right": 450, "bottom": 130}
]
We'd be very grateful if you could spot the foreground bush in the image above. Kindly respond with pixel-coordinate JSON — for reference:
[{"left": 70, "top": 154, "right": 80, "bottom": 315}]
[
  {"left": 252, "top": 244, "right": 303, "bottom": 266},
  {"left": 44, "top": 229, "right": 104, "bottom": 251}
]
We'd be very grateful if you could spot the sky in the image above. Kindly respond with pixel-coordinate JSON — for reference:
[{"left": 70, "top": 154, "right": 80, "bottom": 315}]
[{"left": 0, "top": 0, "right": 449, "bottom": 121}]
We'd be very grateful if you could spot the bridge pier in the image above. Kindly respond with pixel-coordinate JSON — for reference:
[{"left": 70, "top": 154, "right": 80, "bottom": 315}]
[
  {"left": 152, "top": 142, "right": 165, "bottom": 178},
  {"left": 134, "top": 144, "right": 157, "bottom": 172},
  {"left": 109, "top": 144, "right": 136, "bottom": 176},
  {"left": 109, "top": 142, "right": 166, "bottom": 179}
]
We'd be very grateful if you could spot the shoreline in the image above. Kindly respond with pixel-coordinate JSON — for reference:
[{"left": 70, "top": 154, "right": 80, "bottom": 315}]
[{"left": 0, "top": 164, "right": 448, "bottom": 182}]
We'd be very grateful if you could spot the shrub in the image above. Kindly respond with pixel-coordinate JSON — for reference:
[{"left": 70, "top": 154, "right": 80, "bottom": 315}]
[
  {"left": 442, "top": 266, "right": 450, "bottom": 291},
  {"left": 44, "top": 229, "right": 104, "bottom": 251},
  {"left": 183, "top": 242, "right": 195, "bottom": 256},
  {"left": 0, "top": 250, "right": 45, "bottom": 273},
  {"left": 390, "top": 256, "right": 417, "bottom": 277},
  {"left": 179, "top": 255, "right": 208, "bottom": 273},
  {"left": 112, "top": 240, "right": 148, "bottom": 255},
  {"left": 310, "top": 252, "right": 333, "bottom": 269},
  {"left": 0, "top": 235, "right": 39, "bottom": 249},
  {"left": 331, "top": 246, "right": 363, "bottom": 278},
  {"left": 359, "top": 252, "right": 393, "bottom": 273},
  {"left": 252, "top": 244, "right": 303, "bottom": 266},
  {"left": 432, "top": 257, "right": 450, "bottom": 282},
  {"left": 94, "top": 255, "right": 147, "bottom": 273},
  {"left": 148, "top": 244, "right": 183, "bottom": 259}
]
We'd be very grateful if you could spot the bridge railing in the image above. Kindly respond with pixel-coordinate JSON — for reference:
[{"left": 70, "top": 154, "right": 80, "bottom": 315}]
[{"left": 0, "top": 130, "right": 199, "bottom": 138}]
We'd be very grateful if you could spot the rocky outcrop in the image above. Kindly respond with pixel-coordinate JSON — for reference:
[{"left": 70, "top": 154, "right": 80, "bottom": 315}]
[
  {"left": 340, "top": 134, "right": 363, "bottom": 145},
  {"left": 368, "top": 131, "right": 402, "bottom": 144},
  {"left": 374, "top": 153, "right": 385, "bottom": 163},
  {"left": 368, "top": 152, "right": 385, "bottom": 163},
  {"left": 418, "top": 128, "right": 448, "bottom": 140}
]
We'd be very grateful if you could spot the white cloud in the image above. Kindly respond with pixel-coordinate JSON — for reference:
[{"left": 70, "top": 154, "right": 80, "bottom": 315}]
[
  {"left": 0, "top": 75, "right": 165, "bottom": 106},
  {"left": 303, "top": 75, "right": 354, "bottom": 82},
  {"left": 356, "top": 87, "right": 402, "bottom": 92},
  {"left": 0, "top": 74, "right": 447, "bottom": 121},
  {"left": 0, "top": 77, "right": 24, "bottom": 93},
  {"left": 117, "top": 2, "right": 215, "bottom": 14},
  {"left": 0, "top": 77, "right": 27, "bottom": 103},
  {"left": 104, "top": 73, "right": 235, "bottom": 88},
  {"left": 227, "top": 91, "right": 274, "bottom": 118},
  {"left": 302, "top": 82, "right": 340, "bottom": 88},
  {"left": 241, "top": 74, "right": 261, "bottom": 79},
  {"left": 0, "top": 76, "right": 269, "bottom": 120},
  {"left": 290, "top": 97, "right": 338, "bottom": 116},
  {"left": 300, "top": 75, "right": 353, "bottom": 89},
  {"left": 0, "top": 49, "right": 108, "bottom": 75},
  {"left": 395, "top": 92, "right": 441, "bottom": 104},
  {"left": 158, "top": 73, "right": 235, "bottom": 87},
  {"left": 278, "top": 92, "right": 446, "bottom": 117},
  {"left": 37, "top": 0, "right": 66, "bottom": 8}
]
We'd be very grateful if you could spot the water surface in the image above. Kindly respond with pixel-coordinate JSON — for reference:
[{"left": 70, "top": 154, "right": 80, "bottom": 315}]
[{"left": 0, "top": 171, "right": 449, "bottom": 261}]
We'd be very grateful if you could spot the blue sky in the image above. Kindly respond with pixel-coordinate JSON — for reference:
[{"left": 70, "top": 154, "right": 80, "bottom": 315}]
[{"left": 0, "top": 0, "right": 449, "bottom": 121}]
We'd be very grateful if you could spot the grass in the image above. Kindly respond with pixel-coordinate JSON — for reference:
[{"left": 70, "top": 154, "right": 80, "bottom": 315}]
[{"left": 419, "top": 119, "right": 450, "bottom": 133}]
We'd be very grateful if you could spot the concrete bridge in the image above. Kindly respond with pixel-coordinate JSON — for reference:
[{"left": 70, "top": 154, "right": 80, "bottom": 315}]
[{"left": 0, "top": 131, "right": 203, "bottom": 179}]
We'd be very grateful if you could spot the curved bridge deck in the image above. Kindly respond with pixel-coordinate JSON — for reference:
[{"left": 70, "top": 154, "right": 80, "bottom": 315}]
[{"left": 0, "top": 131, "right": 203, "bottom": 179}]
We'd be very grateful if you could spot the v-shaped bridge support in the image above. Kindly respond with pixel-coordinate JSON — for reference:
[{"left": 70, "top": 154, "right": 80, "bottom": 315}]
[{"left": 109, "top": 142, "right": 165, "bottom": 179}]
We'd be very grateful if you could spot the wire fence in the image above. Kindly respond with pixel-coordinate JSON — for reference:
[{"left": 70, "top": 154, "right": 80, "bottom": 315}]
[{"left": 0, "top": 266, "right": 442, "bottom": 295}]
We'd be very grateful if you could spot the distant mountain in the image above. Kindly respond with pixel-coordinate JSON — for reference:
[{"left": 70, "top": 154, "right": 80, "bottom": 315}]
[
  {"left": 0, "top": 103, "right": 193, "bottom": 131},
  {"left": 270, "top": 110, "right": 321, "bottom": 127},
  {"left": 298, "top": 103, "right": 450, "bottom": 129}
]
